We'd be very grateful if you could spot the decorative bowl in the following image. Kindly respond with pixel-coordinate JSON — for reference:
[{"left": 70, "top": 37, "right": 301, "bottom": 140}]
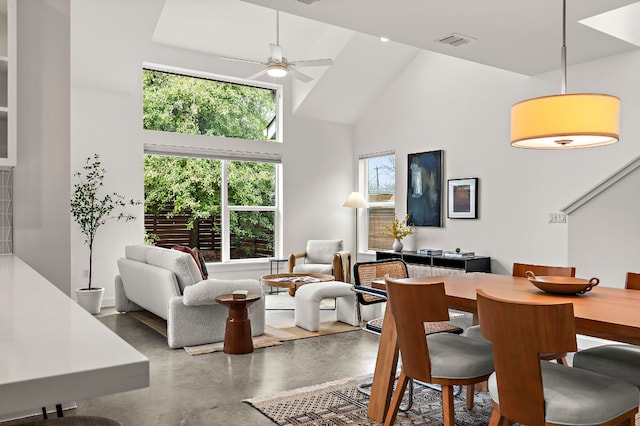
[{"left": 526, "top": 271, "right": 599, "bottom": 295}]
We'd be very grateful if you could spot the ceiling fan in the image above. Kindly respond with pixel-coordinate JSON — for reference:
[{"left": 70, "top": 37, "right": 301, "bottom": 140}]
[{"left": 220, "top": 10, "right": 333, "bottom": 83}]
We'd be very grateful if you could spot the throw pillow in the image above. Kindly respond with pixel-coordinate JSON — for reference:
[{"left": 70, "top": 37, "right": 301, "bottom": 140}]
[{"left": 172, "top": 245, "right": 207, "bottom": 280}]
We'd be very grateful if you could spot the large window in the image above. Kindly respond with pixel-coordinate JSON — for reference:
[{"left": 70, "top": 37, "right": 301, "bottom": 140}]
[
  {"left": 362, "top": 154, "right": 396, "bottom": 251},
  {"left": 144, "top": 154, "right": 278, "bottom": 262},
  {"left": 142, "top": 65, "right": 281, "bottom": 262},
  {"left": 143, "top": 68, "right": 279, "bottom": 141}
]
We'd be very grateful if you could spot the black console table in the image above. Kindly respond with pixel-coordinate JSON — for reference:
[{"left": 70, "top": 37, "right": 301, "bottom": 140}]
[{"left": 376, "top": 250, "right": 491, "bottom": 273}]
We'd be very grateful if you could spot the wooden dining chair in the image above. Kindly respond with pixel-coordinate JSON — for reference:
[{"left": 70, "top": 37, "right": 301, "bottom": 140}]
[
  {"left": 383, "top": 276, "right": 494, "bottom": 426},
  {"left": 477, "top": 289, "right": 639, "bottom": 425},
  {"left": 466, "top": 261, "right": 576, "bottom": 365},
  {"left": 572, "top": 271, "right": 640, "bottom": 389}
]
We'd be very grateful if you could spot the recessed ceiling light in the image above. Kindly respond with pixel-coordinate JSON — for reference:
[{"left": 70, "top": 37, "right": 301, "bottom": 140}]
[{"left": 380, "top": 36, "right": 389, "bottom": 43}]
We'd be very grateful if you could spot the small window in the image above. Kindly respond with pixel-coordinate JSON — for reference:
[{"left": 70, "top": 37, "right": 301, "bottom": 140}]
[{"left": 362, "top": 154, "right": 396, "bottom": 251}]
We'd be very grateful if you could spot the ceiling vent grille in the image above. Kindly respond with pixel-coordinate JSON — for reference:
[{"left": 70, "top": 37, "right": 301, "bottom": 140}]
[{"left": 436, "top": 33, "right": 475, "bottom": 47}]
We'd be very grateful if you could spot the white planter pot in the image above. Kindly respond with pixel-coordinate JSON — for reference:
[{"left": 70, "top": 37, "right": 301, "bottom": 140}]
[{"left": 75, "top": 287, "right": 105, "bottom": 315}]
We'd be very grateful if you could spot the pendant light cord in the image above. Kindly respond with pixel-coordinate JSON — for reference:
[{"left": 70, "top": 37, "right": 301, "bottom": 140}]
[{"left": 561, "top": 0, "right": 567, "bottom": 94}]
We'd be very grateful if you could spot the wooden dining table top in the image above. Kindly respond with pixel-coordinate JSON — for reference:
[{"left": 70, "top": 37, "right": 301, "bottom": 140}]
[
  {"left": 373, "top": 272, "right": 640, "bottom": 344},
  {"left": 365, "top": 272, "right": 640, "bottom": 422}
]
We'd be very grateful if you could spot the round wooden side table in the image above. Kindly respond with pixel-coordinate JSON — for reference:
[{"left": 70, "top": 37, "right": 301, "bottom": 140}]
[{"left": 215, "top": 293, "right": 261, "bottom": 354}]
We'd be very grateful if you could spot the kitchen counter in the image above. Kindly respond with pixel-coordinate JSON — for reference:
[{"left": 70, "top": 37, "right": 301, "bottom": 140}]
[{"left": 0, "top": 255, "right": 149, "bottom": 419}]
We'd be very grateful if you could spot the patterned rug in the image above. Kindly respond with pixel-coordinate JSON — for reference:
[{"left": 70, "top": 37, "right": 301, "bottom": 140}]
[{"left": 245, "top": 375, "right": 493, "bottom": 425}]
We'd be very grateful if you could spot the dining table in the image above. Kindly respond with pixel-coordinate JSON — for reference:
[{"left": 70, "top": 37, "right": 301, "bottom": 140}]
[{"left": 366, "top": 272, "right": 640, "bottom": 422}]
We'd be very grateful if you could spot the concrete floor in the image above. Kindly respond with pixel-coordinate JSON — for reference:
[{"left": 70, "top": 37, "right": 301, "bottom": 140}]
[
  {"left": 5, "top": 297, "right": 473, "bottom": 426},
  {"left": 6, "top": 306, "right": 383, "bottom": 426}
]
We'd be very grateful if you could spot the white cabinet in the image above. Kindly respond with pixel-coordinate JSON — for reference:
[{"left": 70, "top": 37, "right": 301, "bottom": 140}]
[{"left": 0, "top": 0, "right": 15, "bottom": 168}]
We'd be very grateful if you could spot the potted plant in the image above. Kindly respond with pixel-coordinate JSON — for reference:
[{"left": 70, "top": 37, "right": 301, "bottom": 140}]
[
  {"left": 70, "top": 154, "right": 140, "bottom": 314},
  {"left": 383, "top": 214, "right": 414, "bottom": 252}
]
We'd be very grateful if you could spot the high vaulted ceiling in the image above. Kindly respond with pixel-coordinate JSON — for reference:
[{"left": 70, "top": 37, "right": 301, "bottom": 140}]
[{"left": 151, "top": 0, "right": 640, "bottom": 123}]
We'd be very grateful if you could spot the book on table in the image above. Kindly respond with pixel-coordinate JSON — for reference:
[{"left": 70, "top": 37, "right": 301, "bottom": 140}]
[
  {"left": 417, "top": 249, "right": 443, "bottom": 255},
  {"left": 271, "top": 276, "right": 321, "bottom": 283},
  {"left": 442, "top": 251, "right": 475, "bottom": 258}
]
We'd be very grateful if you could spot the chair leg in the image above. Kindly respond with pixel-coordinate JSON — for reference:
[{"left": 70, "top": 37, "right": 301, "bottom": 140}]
[
  {"left": 441, "top": 384, "right": 455, "bottom": 426},
  {"left": 383, "top": 371, "right": 410, "bottom": 426},
  {"left": 465, "top": 384, "right": 475, "bottom": 409},
  {"left": 556, "top": 356, "right": 568, "bottom": 366},
  {"left": 489, "top": 402, "right": 512, "bottom": 426}
]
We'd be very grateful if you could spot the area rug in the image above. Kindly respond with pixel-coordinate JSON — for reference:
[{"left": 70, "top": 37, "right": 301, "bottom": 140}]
[
  {"left": 184, "top": 321, "right": 359, "bottom": 355},
  {"left": 245, "top": 375, "right": 493, "bottom": 425},
  {"left": 128, "top": 308, "right": 360, "bottom": 355}
]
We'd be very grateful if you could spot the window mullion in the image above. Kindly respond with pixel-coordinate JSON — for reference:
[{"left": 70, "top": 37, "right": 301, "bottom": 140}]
[{"left": 221, "top": 160, "right": 230, "bottom": 262}]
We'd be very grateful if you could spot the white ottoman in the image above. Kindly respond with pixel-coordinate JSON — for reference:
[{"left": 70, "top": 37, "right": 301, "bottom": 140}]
[{"left": 295, "top": 281, "right": 359, "bottom": 331}]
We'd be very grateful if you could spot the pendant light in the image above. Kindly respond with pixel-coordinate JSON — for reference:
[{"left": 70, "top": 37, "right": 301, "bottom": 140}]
[{"left": 510, "top": 0, "right": 620, "bottom": 149}]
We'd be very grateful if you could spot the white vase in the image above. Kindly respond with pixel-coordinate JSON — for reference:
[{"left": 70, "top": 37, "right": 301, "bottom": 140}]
[
  {"left": 392, "top": 239, "right": 403, "bottom": 252},
  {"left": 75, "top": 287, "right": 105, "bottom": 315}
]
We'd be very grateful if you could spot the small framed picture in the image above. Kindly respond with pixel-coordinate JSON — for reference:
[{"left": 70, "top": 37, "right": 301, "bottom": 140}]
[{"left": 447, "top": 178, "right": 478, "bottom": 219}]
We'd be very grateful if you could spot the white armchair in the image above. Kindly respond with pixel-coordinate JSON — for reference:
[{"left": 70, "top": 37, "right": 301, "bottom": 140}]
[{"left": 288, "top": 240, "right": 350, "bottom": 284}]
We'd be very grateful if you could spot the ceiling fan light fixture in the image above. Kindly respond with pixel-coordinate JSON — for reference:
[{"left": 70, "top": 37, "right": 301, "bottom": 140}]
[
  {"left": 267, "top": 63, "right": 288, "bottom": 78},
  {"left": 510, "top": 0, "right": 620, "bottom": 150},
  {"left": 511, "top": 93, "right": 620, "bottom": 149}
]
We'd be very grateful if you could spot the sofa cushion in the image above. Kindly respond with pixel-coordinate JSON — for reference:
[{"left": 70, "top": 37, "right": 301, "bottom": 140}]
[
  {"left": 125, "top": 244, "right": 154, "bottom": 263},
  {"left": 305, "top": 240, "right": 343, "bottom": 264},
  {"left": 146, "top": 247, "right": 202, "bottom": 293},
  {"left": 183, "top": 278, "right": 262, "bottom": 307}
]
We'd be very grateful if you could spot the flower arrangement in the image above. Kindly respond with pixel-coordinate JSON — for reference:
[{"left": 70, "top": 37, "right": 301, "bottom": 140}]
[{"left": 383, "top": 214, "right": 414, "bottom": 240}]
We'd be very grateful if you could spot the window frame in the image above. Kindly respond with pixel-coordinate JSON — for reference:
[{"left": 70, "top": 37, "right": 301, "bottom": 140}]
[
  {"left": 143, "top": 62, "right": 283, "bottom": 143},
  {"left": 359, "top": 152, "right": 396, "bottom": 253}
]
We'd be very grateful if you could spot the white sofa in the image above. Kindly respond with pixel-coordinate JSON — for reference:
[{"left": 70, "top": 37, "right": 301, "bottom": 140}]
[{"left": 115, "top": 244, "right": 265, "bottom": 349}]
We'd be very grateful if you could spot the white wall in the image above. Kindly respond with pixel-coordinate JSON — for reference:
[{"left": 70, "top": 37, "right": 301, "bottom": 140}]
[
  {"left": 354, "top": 49, "right": 640, "bottom": 275},
  {"left": 568, "top": 165, "right": 640, "bottom": 287},
  {"left": 13, "top": 0, "right": 71, "bottom": 290}
]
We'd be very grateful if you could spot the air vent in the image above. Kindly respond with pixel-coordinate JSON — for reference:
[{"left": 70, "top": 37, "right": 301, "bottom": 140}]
[
  {"left": 436, "top": 33, "right": 475, "bottom": 47},
  {"left": 297, "top": 0, "right": 318, "bottom": 4}
]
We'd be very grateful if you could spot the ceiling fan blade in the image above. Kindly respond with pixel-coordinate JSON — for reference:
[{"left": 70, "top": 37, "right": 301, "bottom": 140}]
[
  {"left": 220, "top": 56, "right": 265, "bottom": 66},
  {"left": 288, "top": 67, "right": 313, "bottom": 83},
  {"left": 288, "top": 58, "right": 333, "bottom": 67},
  {"left": 269, "top": 44, "right": 283, "bottom": 63},
  {"left": 246, "top": 68, "right": 268, "bottom": 80}
]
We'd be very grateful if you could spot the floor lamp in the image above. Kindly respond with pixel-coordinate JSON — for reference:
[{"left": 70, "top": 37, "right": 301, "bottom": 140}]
[{"left": 342, "top": 192, "right": 368, "bottom": 263}]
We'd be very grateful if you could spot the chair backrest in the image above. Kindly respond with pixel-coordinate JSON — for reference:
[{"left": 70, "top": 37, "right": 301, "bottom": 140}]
[
  {"left": 477, "top": 289, "right": 577, "bottom": 425},
  {"left": 305, "top": 240, "right": 343, "bottom": 264},
  {"left": 512, "top": 262, "right": 576, "bottom": 278},
  {"left": 626, "top": 272, "right": 640, "bottom": 290},
  {"left": 353, "top": 259, "right": 408, "bottom": 304},
  {"left": 384, "top": 276, "right": 450, "bottom": 383}
]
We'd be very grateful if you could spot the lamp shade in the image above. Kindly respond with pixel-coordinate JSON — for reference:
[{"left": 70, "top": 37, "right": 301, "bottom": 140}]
[
  {"left": 510, "top": 93, "right": 620, "bottom": 149},
  {"left": 343, "top": 192, "right": 368, "bottom": 209}
]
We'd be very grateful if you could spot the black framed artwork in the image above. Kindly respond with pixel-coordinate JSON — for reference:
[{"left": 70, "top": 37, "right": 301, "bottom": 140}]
[
  {"left": 447, "top": 178, "right": 478, "bottom": 219},
  {"left": 407, "top": 150, "right": 443, "bottom": 227}
]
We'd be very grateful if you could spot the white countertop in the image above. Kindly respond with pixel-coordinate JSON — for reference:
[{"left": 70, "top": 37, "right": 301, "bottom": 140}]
[{"left": 0, "top": 255, "right": 149, "bottom": 416}]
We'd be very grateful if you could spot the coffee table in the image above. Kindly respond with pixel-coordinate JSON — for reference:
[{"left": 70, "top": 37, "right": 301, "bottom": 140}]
[
  {"left": 260, "top": 273, "right": 334, "bottom": 296},
  {"left": 215, "top": 293, "right": 261, "bottom": 354}
]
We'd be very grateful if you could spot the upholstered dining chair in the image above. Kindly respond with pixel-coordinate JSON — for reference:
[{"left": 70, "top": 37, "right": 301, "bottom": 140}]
[
  {"left": 466, "top": 261, "right": 576, "bottom": 365},
  {"left": 477, "top": 289, "right": 639, "bottom": 425},
  {"left": 383, "top": 276, "right": 494, "bottom": 426},
  {"left": 572, "top": 271, "right": 640, "bottom": 389}
]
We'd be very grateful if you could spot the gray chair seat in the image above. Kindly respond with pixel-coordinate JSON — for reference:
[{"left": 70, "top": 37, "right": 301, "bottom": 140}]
[
  {"left": 489, "top": 361, "right": 639, "bottom": 425},
  {"left": 573, "top": 344, "right": 640, "bottom": 386},
  {"left": 427, "top": 333, "right": 494, "bottom": 379}
]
